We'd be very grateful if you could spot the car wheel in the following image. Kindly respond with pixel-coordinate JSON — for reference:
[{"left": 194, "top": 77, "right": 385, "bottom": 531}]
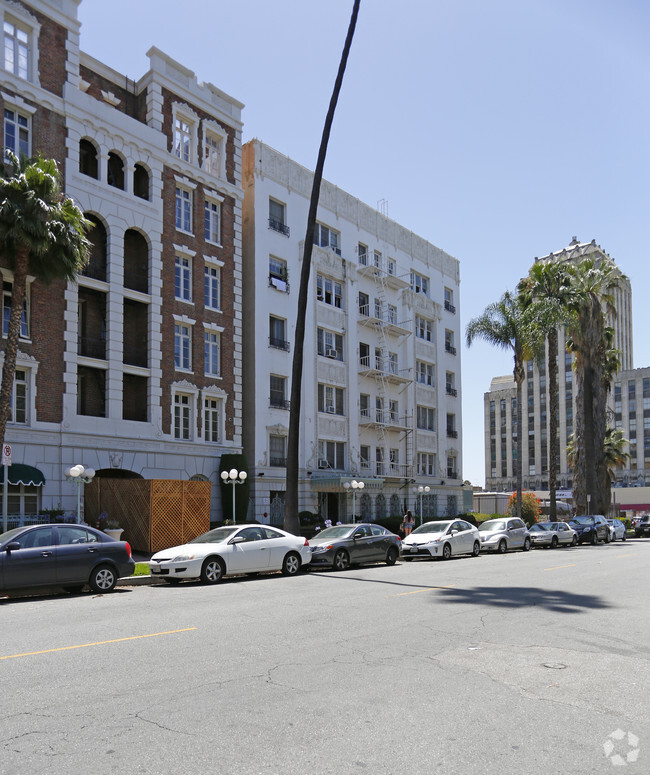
[
  {"left": 282, "top": 552, "right": 301, "bottom": 576},
  {"left": 385, "top": 546, "right": 399, "bottom": 566},
  {"left": 622, "top": 533, "right": 626, "bottom": 541},
  {"left": 604, "top": 530, "right": 610, "bottom": 544},
  {"left": 551, "top": 536, "right": 558, "bottom": 549},
  {"left": 64, "top": 584, "right": 85, "bottom": 594},
  {"left": 472, "top": 541, "right": 481, "bottom": 557},
  {"left": 497, "top": 539, "right": 507, "bottom": 554},
  {"left": 571, "top": 535, "right": 578, "bottom": 546},
  {"left": 590, "top": 532, "right": 598, "bottom": 545},
  {"left": 200, "top": 556, "right": 224, "bottom": 584},
  {"left": 332, "top": 549, "right": 350, "bottom": 571},
  {"left": 523, "top": 537, "right": 531, "bottom": 552},
  {"left": 610, "top": 532, "right": 616, "bottom": 542},
  {"left": 441, "top": 542, "right": 452, "bottom": 560},
  {"left": 88, "top": 564, "right": 117, "bottom": 593}
]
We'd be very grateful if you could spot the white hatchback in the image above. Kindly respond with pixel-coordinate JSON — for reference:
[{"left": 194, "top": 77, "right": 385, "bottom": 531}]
[
  {"left": 149, "top": 525, "right": 312, "bottom": 584},
  {"left": 401, "top": 519, "right": 481, "bottom": 561},
  {"left": 479, "top": 518, "right": 531, "bottom": 553}
]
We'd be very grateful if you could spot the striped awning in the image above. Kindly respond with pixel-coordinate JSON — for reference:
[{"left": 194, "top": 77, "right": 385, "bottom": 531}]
[
  {"left": 5, "top": 464, "right": 46, "bottom": 486},
  {"left": 310, "top": 475, "right": 384, "bottom": 492}
]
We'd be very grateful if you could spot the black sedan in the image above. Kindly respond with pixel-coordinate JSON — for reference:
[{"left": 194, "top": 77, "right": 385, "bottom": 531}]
[
  {"left": 0, "top": 523, "right": 135, "bottom": 594},
  {"left": 308, "top": 523, "right": 401, "bottom": 571},
  {"left": 568, "top": 515, "right": 610, "bottom": 545}
]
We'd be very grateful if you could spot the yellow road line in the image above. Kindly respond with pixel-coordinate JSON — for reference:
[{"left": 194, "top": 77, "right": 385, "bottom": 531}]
[
  {"left": 0, "top": 627, "right": 197, "bottom": 661},
  {"left": 393, "top": 584, "right": 457, "bottom": 597},
  {"left": 543, "top": 564, "right": 576, "bottom": 571},
  {"left": 613, "top": 552, "right": 641, "bottom": 559}
]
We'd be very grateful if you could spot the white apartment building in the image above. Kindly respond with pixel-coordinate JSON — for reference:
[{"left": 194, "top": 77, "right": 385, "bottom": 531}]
[
  {"left": 242, "top": 140, "right": 463, "bottom": 524},
  {"left": 484, "top": 238, "right": 633, "bottom": 492}
]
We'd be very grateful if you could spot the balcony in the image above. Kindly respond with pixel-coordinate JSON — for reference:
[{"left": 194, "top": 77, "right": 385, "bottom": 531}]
[
  {"left": 358, "top": 356, "right": 412, "bottom": 384},
  {"left": 445, "top": 343, "right": 457, "bottom": 355},
  {"left": 447, "top": 429, "right": 458, "bottom": 439},
  {"left": 269, "top": 336, "right": 290, "bottom": 352},
  {"left": 444, "top": 300, "right": 456, "bottom": 314},
  {"left": 447, "top": 468, "right": 458, "bottom": 480},
  {"left": 446, "top": 385, "right": 457, "bottom": 397},
  {"left": 269, "top": 217, "right": 290, "bottom": 236},
  {"left": 357, "top": 305, "right": 411, "bottom": 337},
  {"left": 359, "top": 408, "right": 411, "bottom": 430},
  {"left": 270, "top": 398, "right": 290, "bottom": 410},
  {"left": 270, "top": 457, "right": 287, "bottom": 467}
]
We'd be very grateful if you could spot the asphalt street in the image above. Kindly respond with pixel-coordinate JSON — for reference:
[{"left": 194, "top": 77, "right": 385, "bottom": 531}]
[{"left": 1, "top": 539, "right": 649, "bottom": 775}]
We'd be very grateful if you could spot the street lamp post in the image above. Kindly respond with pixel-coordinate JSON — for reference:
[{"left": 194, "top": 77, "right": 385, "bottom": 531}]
[
  {"left": 343, "top": 480, "right": 365, "bottom": 523},
  {"left": 64, "top": 464, "right": 96, "bottom": 524},
  {"left": 220, "top": 468, "right": 248, "bottom": 524},
  {"left": 412, "top": 484, "right": 430, "bottom": 526}
]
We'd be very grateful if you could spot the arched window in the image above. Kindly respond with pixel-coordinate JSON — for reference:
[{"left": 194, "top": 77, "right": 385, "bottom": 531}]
[
  {"left": 389, "top": 494, "right": 401, "bottom": 517},
  {"left": 360, "top": 493, "right": 371, "bottom": 521},
  {"left": 83, "top": 215, "right": 107, "bottom": 281},
  {"left": 123, "top": 229, "right": 148, "bottom": 293},
  {"left": 79, "top": 139, "right": 98, "bottom": 179},
  {"left": 133, "top": 163, "right": 150, "bottom": 200},
  {"left": 375, "top": 493, "right": 386, "bottom": 520},
  {"left": 107, "top": 151, "right": 125, "bottom": 190}
]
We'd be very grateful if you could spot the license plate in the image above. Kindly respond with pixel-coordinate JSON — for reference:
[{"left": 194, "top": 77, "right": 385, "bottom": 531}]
[
  {"left": 410, "top": 547, "right": 418, "bottom": 553},
  {"left": 150, "top": 567, "right": 160, "bottom": 573}
]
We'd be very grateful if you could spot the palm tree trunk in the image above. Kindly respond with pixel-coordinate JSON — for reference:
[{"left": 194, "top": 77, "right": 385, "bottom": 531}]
[
  {"left": 283, "top": 0, "right": 360, "bottom": 535},
  {"left": 514, "top": 353, "right": 525, "bottom": 522},
  {"left": 0, "top": 246, "right": 29, "bottom": 449},
  {"left": 547, "top": 329, "right": 559, "bottom": 520}
]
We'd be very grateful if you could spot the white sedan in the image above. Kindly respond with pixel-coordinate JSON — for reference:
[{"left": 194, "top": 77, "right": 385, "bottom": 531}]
[
  {"left": 149, "top": 525, "right": 312, "bottom": 584},
  {"left": 401, "top": 519, "right": 481, "bottom": 560}
]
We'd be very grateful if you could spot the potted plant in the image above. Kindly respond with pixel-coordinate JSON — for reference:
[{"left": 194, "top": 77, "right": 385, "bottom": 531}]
[{"left": 97, "top": 511, "right": 124, "bottom": 541}]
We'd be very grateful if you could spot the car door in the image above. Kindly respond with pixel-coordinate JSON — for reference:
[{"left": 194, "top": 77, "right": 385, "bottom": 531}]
[
  {"left": 227, "top": 527, "right": 270, "bottom": 573},
  {"left": 447, "top": 522, "right": 465, "bottom": 555},
  {"left": 350, "top": 526, "right": 375, "bottom": 563},
  {"left": 369, "top": 525, "right": 390, "bottom": 559},
  {"left": 56, "top": 525, "right": 102, "bottom": 584},
  {"left": 507, "top": 519, "right": 524, "bottom": 548},
  {"left": 262, "top": 527, "right": 292, "bottom": 569},
  {"left": 556, "top": 523, "right": 570, "bottom": 545},
  {"left": 1, "top": 526, "right": 57, "bottom": 589}
]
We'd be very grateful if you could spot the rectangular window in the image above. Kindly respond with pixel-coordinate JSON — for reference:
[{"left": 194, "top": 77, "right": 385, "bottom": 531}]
[
  {"left": 358, "top": 292, "right": 369, "bottom": 316},
  {"left": 313, "top": 223, "right": 341, "bottom": 255},
  {"left": 417, "top": 452, "right": 436, "bottom": 477},
  {"left": 389, "top": 448, "right": 399, "bottom": 474},
  {"left": 359, "top": 393, "right": 370, "bottom": 419},
  {"left": 318, "top": 384, "right": 344, "bottom": 415},
  {"left": 4, "top": 107, "right": 29, "bottom": 158},
  {"left": 358, "top": 243, "right": 368, "bottom": 265},
  {"left": 10, "top": 368, "right": 27, "bottom": 424},
  {"left": 389, "top": 400, "right": 399, "bottom": 423},
  {"left": 204, "top": 265, "right": 220, "bottom": 310},
  {"left": 318, "top": 440, "right": 345, "bottom": 470},
  {"left": 204, "top": 397, "right": 220, "bottom": 442},
  {"left": 174, "top": 117, "right": 192, "bottom": 162},
  {"left": 174, "top": 393, "right": 191, "bottom": 440},
  {"left": 317, "top": 328, "right": 343, "bottom": 360},
  {"left": 204, "top": 200, "right": 221, "bottom": 243},
  {"left": 174, "top": 323, "right": 191, "bottom": 370},
  {"left": 175, "top": 256, "right": 192, "bottom": 301},
  {"left": 175, "top": 187, "right": 192, "bottom": 232},
  {"left": 3, "top": 281, "right": 28, "bottom": 337},
  {"left": 269, "top": 435, "right": 286, "bottom": 466},
  {"left": 444, "top": 287, "right": 456, "bottom": 313},
  {"left": 375, "top": 447, "right": 385, "bottom": 476},
  {"left": 445, "top": 329, "right": 456, "bottom": 354},
  {"left": 204, "top": 331, "right": 220, "bottom": 376},
  {"left": 270, "top": 375, "right": 287, "bottom": 408},
  {"left": 316, "top": 274, "right": 342, "bottom": 308},
  {"left": 269, "top": 199, "right": 289, "bottom": 235},
  {"left": 415, "top": 315, "right": 433, "bottom": 342},
  {"left": 387, "top": 258, "right": 396, "bottom": 276},
  {"left": 447, "top": 456, "right": 457, "bottom": 479},
  {"left": 410, "top": 271, "right": 429, "bottom": 296},
  {"left": 269, "top": 316, "right": 288, "bottom": 350},
  {"left": 4, "top": 21, "right": 29, "bottom": 80},
  {"left": 416, "top": 361, "right": 434, "bottom": 386},
  {"left": 203, "top": 133, "right": 221, "bottom": 176},
  {"left": 360, "top": 445, "right": 370, "bottom": 470},
  {"left": 417, "top": 405, "right": 435, "bottom": 432}
]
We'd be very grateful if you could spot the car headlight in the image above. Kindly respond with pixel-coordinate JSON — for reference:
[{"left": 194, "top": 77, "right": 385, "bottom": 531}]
[
  {"left": 311, "top": 545, "right": 332, "bottom": 553},
  {"left": 171, "top": 553, "right": 195, "bottom": 562}
]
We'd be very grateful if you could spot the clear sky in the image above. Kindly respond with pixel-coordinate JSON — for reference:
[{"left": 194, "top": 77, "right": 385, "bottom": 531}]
[{"left": 78, "top": 0, "right": 650, "bottom": 487}]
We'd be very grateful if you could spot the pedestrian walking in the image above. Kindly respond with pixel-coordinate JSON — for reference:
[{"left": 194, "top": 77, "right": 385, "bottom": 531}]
[{"left": 402, "top": 510, "right": 415, "bottom": 536}]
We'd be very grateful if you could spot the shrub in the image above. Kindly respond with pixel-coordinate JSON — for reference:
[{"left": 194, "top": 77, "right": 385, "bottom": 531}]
[{"left": 506, "top": 491, "right": 541, "bottom": 527}]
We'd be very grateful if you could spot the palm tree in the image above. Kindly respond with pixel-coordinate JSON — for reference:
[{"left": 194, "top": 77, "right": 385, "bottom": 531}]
[
  {"left": 466, "top": 291, "right": 532, "bottom": 520},
  {"left": 565, "top": 257, "right": 624, "bottom": 516},
  {"left": 284, "top": 1, "right": 361, "bottom": 534},
  {"left": 0, "top": 154, "right": 90, "bottom": 449},
  {"left": 567, "top": 426, "right": 629, "bottom": 514},
  {"left": 518, "top": 260, "right": 575, "bottom": 520}
]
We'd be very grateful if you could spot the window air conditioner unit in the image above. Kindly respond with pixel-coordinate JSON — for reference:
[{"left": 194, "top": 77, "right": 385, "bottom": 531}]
[
  {"left": 326, "top": 349, "right": 338, "bottom": 358},
  {"left": 318, "top": 459, "right": 329, "bottom": 469},
  {"left": 326, "top": 405, "right": 335, "bottom": 413}
]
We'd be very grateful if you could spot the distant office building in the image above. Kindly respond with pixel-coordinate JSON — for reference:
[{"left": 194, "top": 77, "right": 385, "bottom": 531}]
[
  {"left": 242, "top": 140, "right": 463, "bottom": 524},
  {"left": 484, "top": 238, "right": 632, "bottom": 492}
]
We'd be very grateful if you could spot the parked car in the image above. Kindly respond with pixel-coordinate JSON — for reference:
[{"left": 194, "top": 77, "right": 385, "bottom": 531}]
[
  {"left": 149, "top": 524, "right": 311, "bottom": 583},
  {"left": 634, "top": 515, "right": 650, "bottom": 537},
  {"left": 0, "top": 523, "right": 135, "bottom": 594},
  {"left": 478, "top": 517, "right": 531, "bottom": 553},
  {"left": 401, "top": 519, "right": 481, "bottom": 561},
  {"left": 568, "top": 515, "right": 610, "bottom": 544},
  {"left": 607, "top": 519, "right": 627, "bottom": 542},
  {"left": 529, "top": 521, "right": 577, "bottom": 548},
  {"left": 308, "top": 523, "right": 401, "bottom": 571}
]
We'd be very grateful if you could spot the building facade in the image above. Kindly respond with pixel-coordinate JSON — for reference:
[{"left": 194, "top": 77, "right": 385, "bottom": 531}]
[
  {"left": 242, "top": 140, "right": 463, "bottom": 524},
  {"left": 484, "top": 238, "right": 633, "bottom": 492},
  {"left": 1, "top": 0, "right": 243, "bottom": 519}
]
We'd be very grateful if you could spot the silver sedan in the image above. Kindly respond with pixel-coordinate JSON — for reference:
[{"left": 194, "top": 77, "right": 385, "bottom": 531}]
[{"left": 529, "top": 521, "right": 578, "bottom": 548}]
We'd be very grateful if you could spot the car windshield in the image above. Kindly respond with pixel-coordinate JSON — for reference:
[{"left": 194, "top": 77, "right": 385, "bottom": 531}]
[
  {"left": 314, "top": 526, "right": 355, "bottom": 539},
  {"left": 0, "top": 526, "right": 26, "bottom": 544},
  {"left": 478, "top": 521, "right": 506, "bottom": 532},
  {"left": 411, "top": 522, "right": 450, "bottom": 535},
  {"left": 571, "top": 516, "right": 594, "bottom": 525},
  {"left": 529, "top": 524, "right": 549, "bottom": 532},
  {"left": 190, "top": 527, "right": 239, "bottom": 543}
]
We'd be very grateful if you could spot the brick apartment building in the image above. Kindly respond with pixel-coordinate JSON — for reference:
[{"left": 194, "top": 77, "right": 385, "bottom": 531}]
[{"left": 0, "top": 0, "right": 243, "bottom": 519}]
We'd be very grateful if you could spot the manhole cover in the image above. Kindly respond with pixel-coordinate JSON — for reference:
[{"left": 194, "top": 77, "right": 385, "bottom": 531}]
[{"left": 543, "top": 663, "right": 567, "bottom": 669}]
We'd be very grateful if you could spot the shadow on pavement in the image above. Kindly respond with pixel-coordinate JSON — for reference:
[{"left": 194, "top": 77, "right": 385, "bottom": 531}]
[{"left": 433, "top": 585, "right": 612, "bottom": 614}]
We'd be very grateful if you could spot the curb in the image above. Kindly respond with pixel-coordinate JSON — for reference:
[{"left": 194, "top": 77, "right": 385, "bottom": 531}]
[{"left": 118, "top": 575, "right": 158, "bottom": 586}]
